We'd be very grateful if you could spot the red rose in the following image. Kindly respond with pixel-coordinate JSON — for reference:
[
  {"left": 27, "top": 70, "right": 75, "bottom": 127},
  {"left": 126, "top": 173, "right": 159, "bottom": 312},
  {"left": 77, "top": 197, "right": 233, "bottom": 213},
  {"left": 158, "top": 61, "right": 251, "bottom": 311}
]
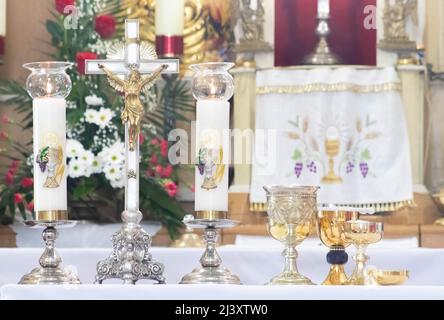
[
  {"left": 150, "top": 154, "right": 158, "bottom": 165},
  {"left": 5, "top": 171, "right": 14, "bottom": 186},
  {"left": 95, "top": 15, "right": 116, "bottom": 39},
  {"left": 155, "top": 165, "right": 163, "bottom": 175},
  {"left": 161, "top": 164, "right": 173, "bottom": 178},
  {"left": 139, "top": 133, "right": 145, "bottom": 145},
  {"left": 76, "top": 52, "right": 98, "bottom": 75},
  {"left": 21, "top": 177, "right": 33, "bottom": 188},
  {"left": 163, "top": 181, "right": 177, "bottom": 198},
  {"left": 160, "top": 140, "right": 168, "bottom": 158},
  {"left": 0, "top": 131, "right": 8, "bottom": 140},
  {"left": 26, "top": 202, "right": 34, "bottom": 212},
  {"left": 55, "top": 0, "right": 75, "bottom": 15},
  {"left": 13, "top": 193, "right": 24, "bottom": 204}
]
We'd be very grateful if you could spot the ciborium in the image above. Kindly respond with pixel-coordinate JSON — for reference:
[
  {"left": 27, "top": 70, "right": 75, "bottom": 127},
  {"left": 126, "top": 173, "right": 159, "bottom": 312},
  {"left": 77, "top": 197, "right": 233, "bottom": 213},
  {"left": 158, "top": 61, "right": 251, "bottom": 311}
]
[
  {"left": 317, "top": 207, "right": 359, "bottom": 285},
  {"left": 342, "top": 220, "right": 383, "bottom": 285},
  {"left": 264, "top": 185, "right": 319, "bottom": 285}
]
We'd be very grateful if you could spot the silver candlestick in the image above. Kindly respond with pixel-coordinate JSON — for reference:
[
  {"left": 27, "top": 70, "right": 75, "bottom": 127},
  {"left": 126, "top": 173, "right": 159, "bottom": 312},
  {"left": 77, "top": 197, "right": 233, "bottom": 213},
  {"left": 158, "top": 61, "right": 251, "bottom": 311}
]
[
  {"left": 304, "top": 13, "right": 340, "bottom": 65},
  {"left": 180, "top": 212, "right": 241, "bottom": 284},
  {"left": 19, "top": 220, "right": 81, "bottom": 284}
]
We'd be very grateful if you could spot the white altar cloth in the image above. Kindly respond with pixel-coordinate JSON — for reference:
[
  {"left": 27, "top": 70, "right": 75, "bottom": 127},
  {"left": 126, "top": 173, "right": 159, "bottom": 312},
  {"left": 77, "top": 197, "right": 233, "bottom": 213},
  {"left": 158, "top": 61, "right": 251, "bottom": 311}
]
[
  {"left": 3, "top": 284, "right": 444, "bottom": 300},
  {"left": 0, "top": 247, "right": 440, "bottom": 286}
]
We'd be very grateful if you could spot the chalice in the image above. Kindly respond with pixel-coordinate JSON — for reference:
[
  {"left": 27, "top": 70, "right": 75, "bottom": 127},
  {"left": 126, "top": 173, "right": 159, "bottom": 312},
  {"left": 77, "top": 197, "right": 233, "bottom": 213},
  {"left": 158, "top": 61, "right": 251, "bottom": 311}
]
[
  {"left": 342, "top": 220, "right": 383, "bottom": 285},
  {"left": 264, "top": 185, "right": 319, "bottom": 285},
  {"left": 322, "top": 127, "right": 342, "bottom": 184},
  {"left": 317, "top": 207, "right": 359, "bottom": 285}
]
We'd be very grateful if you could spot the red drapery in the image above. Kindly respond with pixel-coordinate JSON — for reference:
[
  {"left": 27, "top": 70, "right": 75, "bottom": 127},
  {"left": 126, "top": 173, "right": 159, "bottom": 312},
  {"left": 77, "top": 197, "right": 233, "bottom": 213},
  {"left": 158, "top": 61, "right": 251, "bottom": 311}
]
[{"left": 275, "top": 0, "right": 376, "bottom": 66}]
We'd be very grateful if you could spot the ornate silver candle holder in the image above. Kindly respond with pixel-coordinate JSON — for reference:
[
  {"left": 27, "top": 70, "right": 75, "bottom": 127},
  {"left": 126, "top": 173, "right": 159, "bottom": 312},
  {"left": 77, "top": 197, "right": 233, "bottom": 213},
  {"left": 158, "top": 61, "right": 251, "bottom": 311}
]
[
  {"left": 304, "top": 13, "right": 340, "bottom": 65},
  {"left": 180, "top": 212, "right": 241, "bottom": 284},
  {"left": 19, "top": 218, "right": 81, "bottom": 285}
]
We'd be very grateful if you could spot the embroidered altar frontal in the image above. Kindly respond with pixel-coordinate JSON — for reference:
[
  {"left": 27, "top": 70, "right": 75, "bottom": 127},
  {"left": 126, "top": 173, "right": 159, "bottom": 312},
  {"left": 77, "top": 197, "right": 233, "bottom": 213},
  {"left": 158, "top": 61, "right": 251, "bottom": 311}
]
[{"left": 250, "top": 67, "right": 413, "bottom": 212}]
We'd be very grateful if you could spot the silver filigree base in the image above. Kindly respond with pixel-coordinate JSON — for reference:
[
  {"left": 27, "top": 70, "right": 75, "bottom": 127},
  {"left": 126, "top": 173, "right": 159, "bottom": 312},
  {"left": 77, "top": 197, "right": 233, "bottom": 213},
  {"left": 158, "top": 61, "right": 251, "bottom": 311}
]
[
  {"left": 95, "top": 210, "right": 165, "bottom": 284},
  {"left": 180, "top": 219, "right": 241, "bottom": 285},
  {"left": 19, "top": 221, "right": 81, "bottom": 285}
]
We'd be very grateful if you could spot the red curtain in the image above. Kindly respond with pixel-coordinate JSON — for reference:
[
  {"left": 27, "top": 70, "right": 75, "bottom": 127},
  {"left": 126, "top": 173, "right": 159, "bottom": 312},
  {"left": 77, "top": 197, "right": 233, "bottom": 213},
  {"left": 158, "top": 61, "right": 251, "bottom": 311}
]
[{"left": 275, "top": 0, "right": 376, "bottom": 66}]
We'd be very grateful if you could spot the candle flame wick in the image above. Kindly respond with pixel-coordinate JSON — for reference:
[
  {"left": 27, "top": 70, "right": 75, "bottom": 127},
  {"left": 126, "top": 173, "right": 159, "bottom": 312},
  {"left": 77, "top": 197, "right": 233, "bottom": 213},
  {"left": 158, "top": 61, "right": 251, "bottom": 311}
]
[{"left": 46, "top": 80, "right": 53, "bottom": 97}]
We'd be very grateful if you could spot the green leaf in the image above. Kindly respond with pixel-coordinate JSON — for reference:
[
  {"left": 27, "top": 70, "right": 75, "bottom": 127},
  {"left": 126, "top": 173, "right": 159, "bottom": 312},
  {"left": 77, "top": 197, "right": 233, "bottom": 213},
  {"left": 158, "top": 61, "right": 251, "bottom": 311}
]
[
  {"left": 292, "top": 149, "right": 302, "bottom": 161},
  {"left": 361, "top": 148, "right": 371, "bottom": 161}
]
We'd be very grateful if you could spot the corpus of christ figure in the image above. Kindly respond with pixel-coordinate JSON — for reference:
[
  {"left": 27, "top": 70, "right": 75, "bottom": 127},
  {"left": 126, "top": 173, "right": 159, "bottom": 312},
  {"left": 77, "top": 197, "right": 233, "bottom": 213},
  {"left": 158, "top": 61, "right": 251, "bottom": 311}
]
[{"left": 99, "top": 63, "right": 168, "bottom": 151}]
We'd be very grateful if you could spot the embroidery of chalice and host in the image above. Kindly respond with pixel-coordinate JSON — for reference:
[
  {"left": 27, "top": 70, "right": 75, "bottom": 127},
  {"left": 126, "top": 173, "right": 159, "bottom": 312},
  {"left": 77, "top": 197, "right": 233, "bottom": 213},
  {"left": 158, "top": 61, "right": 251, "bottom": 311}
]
[{"left": 287, "top": 113, "right": 381, "bottom": 183}]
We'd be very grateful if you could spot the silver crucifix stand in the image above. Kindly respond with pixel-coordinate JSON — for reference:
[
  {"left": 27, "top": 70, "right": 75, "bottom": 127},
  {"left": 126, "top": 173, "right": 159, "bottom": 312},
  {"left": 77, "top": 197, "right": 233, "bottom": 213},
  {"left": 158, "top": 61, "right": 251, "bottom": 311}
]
[{"left": 85, "top": 19, "right": 179, "bottom": 284}]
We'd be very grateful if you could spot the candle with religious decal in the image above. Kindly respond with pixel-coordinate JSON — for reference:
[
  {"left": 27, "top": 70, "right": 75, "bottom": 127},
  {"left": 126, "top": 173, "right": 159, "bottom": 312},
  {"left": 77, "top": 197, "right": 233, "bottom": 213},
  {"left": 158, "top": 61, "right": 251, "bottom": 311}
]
[
  {"left": 191, "top": 63, "right": 234, "bottom": 214},
  {"left": 24, "top": 62, "right": 73, "bottom": 221},
  {"left": 318, "top": 0, "right": 330, "bottom": 15},
  {"left": 155, "top": 0, "right": 184, "bottom": 57}
]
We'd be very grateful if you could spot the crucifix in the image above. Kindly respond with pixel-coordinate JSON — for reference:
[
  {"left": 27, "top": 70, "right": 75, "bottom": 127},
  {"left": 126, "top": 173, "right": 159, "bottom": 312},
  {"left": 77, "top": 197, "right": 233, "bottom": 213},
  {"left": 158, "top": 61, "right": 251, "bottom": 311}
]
[{"left": 85, "top": 19, "right": 179, "bottom": 284}]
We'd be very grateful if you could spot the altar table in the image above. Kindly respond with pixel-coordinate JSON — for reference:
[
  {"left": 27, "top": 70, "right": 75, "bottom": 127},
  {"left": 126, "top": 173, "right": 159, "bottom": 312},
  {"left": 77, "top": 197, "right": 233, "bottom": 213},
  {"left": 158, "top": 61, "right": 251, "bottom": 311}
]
[
  {"left": 0, "top": 246, "right": 443, "bottom": 299},
  {"left": 3, "top": 284, "right": 444, "bottom": 300}
]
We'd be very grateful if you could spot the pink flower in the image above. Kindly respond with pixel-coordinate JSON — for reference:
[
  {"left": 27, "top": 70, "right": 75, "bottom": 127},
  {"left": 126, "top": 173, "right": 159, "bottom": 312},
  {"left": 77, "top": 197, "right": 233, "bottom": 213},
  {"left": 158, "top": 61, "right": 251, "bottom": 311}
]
[
  {"left": 145, "top": 168, "right": 154, "bottom": 177},
  {"left": 150, "top": 154, "right": 158, "bottom": 165},
  {"left": 0, "top": 115, "right": 9, "bottom": 124},
  {"left": 13, "top": 193, "right": 24, "bottom": 204},
  {"left": 5, "top": 171, "right": 14, "bottom": 186},
  {"left": 160, "top": 140, "right": 168, "bottom": 158},
  {"left": 55, "top": 0, "right": 75, "bottom": 15},
  {"left": 155, "top": 165, "right": 163, "bottom": 175},
  {"left": 0, "top": 132, "right": 8, "bottom": 140},
  {"left": 26, "top": 202, "right": 34, "bottom": 212},
  {"left": 151, "top": 138, "right": 159, "bottom": 146},
  {"left": 21, "top": 177, "right": 33, "bottom": 188},
  {"left": 139, "top": 133, "right": 145, "bottom": 145},
  {"left": 164, "top": 181, "right": 177, "bottom": 198},
  {"left": 161, "top": 164, "right": 173, "bottom": 178}
]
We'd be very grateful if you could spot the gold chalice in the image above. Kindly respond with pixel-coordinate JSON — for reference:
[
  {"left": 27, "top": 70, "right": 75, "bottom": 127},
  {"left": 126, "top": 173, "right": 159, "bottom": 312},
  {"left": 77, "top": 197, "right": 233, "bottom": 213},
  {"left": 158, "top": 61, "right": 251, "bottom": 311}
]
[
  {"left": 342, "top": 220, "right": 383, "bottom": 285},
  {"left": 321, "top": 139, "right": 342, "bottom": 184},
  {"left": 317, "top": 207, "right": 360, "bottom": 285},
  {"left": 264, "top": 185, "right": 319, "bottom": 285}
]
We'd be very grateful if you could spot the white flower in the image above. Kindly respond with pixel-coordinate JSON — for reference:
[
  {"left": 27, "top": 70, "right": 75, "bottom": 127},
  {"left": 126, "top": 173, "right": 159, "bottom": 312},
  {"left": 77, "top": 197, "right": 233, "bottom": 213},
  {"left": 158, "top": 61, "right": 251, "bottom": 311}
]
[
  {"left": 91, "top": 156, "right": 103, "bottom": 174},
  {"left": 83, "top": 166, "right": 93, "bottom": 178},
  {"left": 99, "top": 141, "right": 125, "bottom": 166},
  {"left": 96, "top": 107, "right": 115, "bottom": 128},
  {"left": 78, "top": 149, "right": 94, "bottom": 166},
  {"left": 84, "top": 109, "right": 99, "bottom": 124},
  {"left": 110, "top": 177, "right": 125, "bottom": 189},
  {"left": 85, "top": 95, "right": 104, "bottom": 106},
  {"left": 104, "top": 164, "right": 122, "bottom": 181},
  {"left": 68, "top": 159, "right": 84, "bottom": 178},
  {"left": 66, "top": 140, "right": 84, "bottom": 158}
]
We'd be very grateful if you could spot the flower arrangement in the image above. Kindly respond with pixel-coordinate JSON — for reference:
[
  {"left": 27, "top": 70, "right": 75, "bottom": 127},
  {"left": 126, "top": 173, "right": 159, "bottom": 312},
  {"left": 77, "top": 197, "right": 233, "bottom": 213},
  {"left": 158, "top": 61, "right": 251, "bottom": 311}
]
[{"left": 0, "top": 0, "right": 195, "bottom": 238}]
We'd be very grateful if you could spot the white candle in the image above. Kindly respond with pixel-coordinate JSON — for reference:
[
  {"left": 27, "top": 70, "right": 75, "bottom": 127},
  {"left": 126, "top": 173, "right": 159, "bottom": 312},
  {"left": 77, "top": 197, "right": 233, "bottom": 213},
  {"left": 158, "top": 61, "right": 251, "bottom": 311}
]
[
  {"left": 33, "top": 98, "right": 68, "bottom": 213},
  {"left": 0, "top": 0, "right": 5, "bottom": 37},
  {"left": 318, "top": 0, "right": 330, "bottom": 15},
  {"left": 194, "top": 100, "right": 230, "bottom": 212},
  {"left": 155, "top": 0, "right": 185, "bottom": 36}
]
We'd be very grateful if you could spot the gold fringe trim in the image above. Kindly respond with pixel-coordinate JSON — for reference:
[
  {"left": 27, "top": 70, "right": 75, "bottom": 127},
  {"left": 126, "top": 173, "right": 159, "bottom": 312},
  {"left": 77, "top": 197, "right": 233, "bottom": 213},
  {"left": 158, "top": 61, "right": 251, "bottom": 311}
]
[
  {"left": 256, "top": 82, "right": 402, "bottom": 95},
  {"left": 250, "top": 200, "right": 415, "bottom": 213}
]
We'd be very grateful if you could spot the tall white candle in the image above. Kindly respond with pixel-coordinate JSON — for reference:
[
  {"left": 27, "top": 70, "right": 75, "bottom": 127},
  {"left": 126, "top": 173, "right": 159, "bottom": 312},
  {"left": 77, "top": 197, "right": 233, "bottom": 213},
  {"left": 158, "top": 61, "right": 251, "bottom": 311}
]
[
  {"left": 194, "top": 100, "right": 230, "bottom": 212},
  {"left": 318, "top": 0, "right": 330, "bottom": 15},
  {"left": 33, "top": 98, "right": 68, "bottom": 213},
  {"left": 155, "top": 0, "right": 185, "bottom": 36},
  {"left": 0, "top": 0, "right": 6, "bottom": 37}
]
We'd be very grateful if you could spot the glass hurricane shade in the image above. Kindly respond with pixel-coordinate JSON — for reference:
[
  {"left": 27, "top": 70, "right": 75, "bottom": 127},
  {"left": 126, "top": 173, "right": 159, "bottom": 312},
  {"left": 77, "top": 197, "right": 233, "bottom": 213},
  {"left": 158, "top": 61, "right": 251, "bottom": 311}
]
[
  {"left": 190, "top": 62, "right": 235, "bottom": 101},
  {"left": 23, "top": 62, "right": 73, "bottom": 99}
]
